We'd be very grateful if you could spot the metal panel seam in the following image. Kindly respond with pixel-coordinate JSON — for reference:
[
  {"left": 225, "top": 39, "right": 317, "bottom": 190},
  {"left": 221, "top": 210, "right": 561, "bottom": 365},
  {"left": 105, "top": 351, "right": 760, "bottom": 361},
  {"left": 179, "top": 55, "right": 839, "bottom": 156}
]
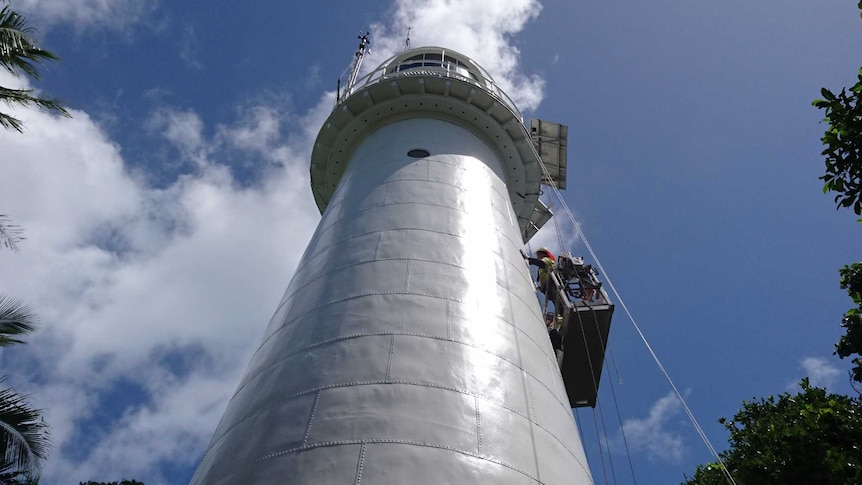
[
  {"left": 239, "top": 313, "right": 560, "bottom": 412},
  {"left": 236, "top": 329, "right": 553, "bottom": 405},
  {"left": 475, "top": 395, "right": 482, "bottom": 457},
  {"left": 354, "top": 442, "right": 366, "bottom": 485},
  {"left": 446, "top": 299, "right": 451, "bottom": 340},
  {"left": 404, "top": 259, "right": 411, "bottom": 293},
  {"left": 508, "top": 278, "right": 542, "bottom": 482},
  {"left": 279, "top": 257, "right": 468, "bottom": 309},
  {"left": 256, "top": 439, "right": 542, "bottom": 483},
  {"left": 203, "top": 378, "right": 587, "bottom": 472},
  {"left": 386, "top": 335, "right": 396, "bottom": 381},
  {"left": 291, "top": 220, "right": 521, "bottom": 288},
  {"left": 232, "top": 310, "right": 562, "bottom": 422},
  {"left": 301, "top": 391, "right": 321, "bottom": 447},
  {"left": 523, "top": 370, "right": 541, "bottom": 483}
]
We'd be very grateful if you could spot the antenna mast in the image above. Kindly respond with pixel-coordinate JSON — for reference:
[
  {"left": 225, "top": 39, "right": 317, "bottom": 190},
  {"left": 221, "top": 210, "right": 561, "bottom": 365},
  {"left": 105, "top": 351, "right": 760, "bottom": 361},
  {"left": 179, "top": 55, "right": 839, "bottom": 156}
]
[
  {"left": 344, "top": 32, "right": 370, "bottom": 98},
  {"left": 404, "top": 27, "right": 411, "bottom": 51}
]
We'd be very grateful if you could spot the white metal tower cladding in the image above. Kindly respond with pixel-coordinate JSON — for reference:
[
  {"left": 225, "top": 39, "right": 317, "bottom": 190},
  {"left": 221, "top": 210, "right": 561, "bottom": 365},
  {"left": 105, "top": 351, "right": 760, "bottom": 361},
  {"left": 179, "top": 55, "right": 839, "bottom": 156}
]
[{"left": 190, "top": 46, "right": 592, "bottom": 484}]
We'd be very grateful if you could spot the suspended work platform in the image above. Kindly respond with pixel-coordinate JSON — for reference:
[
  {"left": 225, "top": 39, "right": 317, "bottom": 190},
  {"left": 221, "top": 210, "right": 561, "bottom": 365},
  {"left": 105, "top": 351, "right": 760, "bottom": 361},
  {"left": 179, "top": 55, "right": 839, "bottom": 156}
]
[
  {"left": 547, "top": 254, "right": 615, "bottom": 408},
  {"left": 558, "top": 298, "right": 614, "bottom": 408}
]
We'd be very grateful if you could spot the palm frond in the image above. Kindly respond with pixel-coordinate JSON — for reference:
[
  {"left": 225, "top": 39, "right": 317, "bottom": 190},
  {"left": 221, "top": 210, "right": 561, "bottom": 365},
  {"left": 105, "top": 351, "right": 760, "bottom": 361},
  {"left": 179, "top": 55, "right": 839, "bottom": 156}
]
[
  {"left": 0, "top": 111, "right": 21, "bottom": 132},
  {"left": 0, "top": 296, "right": 36, "bottom": 347},
  {"left": 0, "top": 4, "right": 69, "bottom": 133},
  {"left": 0, "top": 86, "right": 72, "bottom": 120},
  {"left": 0, "top": 216, "right": 24, "bottom": 252},
  {"left": 0, "top": 458, "right": 39, "bottom": 484},
  {"left": 0, "top": 6, "right": 58, "bottom": 80},
  {"left": 0, "top": 379, "right": 50, "bottom": 480}
]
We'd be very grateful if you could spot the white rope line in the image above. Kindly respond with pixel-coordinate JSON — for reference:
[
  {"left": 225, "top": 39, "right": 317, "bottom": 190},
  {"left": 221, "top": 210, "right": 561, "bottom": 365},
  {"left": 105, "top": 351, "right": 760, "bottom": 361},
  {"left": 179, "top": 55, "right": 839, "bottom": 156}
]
[
  {"left": 572, "top": 307, "right": 616, "bottom": 485},
  {"left": 534, "top": 160, "right": 737, "bottom": 485},
  {"left": 548, "top": 190, "right": 566, "bottom": 252},
  {"left": 604, "top": 358, "right": 638, "bottom": 484},
  {"left": 595, "top": 392, "right": 619, "bottom": 485},
  {"left": 591, "top": 408, "right": 610, "bottom": 485}
]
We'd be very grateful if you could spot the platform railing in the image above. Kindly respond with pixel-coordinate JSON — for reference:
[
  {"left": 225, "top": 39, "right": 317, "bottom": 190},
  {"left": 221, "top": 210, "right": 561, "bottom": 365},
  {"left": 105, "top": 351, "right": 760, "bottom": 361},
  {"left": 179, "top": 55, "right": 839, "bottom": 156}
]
[{"left": 339, "top": 52, "right": 523, "bottom": 122}]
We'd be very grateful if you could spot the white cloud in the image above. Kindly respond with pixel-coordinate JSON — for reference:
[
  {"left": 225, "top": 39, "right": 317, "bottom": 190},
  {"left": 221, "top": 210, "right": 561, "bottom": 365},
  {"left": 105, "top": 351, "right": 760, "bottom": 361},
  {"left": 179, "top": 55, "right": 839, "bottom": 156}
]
[
  {"left": 366, "top": 0, "right": 546, "bottom": 113},
  {"left": 14, "top": 0, "right": 156, "bottom": 30},
  {"left": 146, "top": 108, "right": 208, "bottom": 166},
  {"left": 796, "top": 356, "right": 842, "bottom": 390},
  {"left": 0, "top": 69, "right": 322, "bottom": 484},
  {"left": 620, "top": 391, "right": 686, "bottom": 462},
  {"left": 215, "top": 105, "right": 284, "bottom": 158},
  {"left": 178, "top": 24, "right": 204, "bottom": 70}
]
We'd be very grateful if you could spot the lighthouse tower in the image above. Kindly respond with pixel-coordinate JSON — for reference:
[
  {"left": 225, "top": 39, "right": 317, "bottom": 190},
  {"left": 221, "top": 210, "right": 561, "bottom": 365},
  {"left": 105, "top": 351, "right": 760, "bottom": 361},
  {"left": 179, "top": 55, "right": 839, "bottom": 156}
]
[{"left": 190, "top": 45, "right": 592, "bottom": 484}]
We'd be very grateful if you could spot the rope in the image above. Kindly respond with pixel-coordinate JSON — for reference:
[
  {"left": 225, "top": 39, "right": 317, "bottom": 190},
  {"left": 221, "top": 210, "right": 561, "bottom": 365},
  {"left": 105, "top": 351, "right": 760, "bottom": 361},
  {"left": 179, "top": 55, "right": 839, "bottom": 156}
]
[
  {"left": 605, "top": 360, "right": 638, "bottom": 485},
  {"left": 589, "top": 309, "right": 619, "bottom": 485},
  {"left": 574, "top": 409, "right": 595, "bottom": 481},
  {"left": 592, "top": 409, "right": 610, "bottom": 485},
  {"left": 589, "top": 306, "right": 636, "bottom": 484},
  {"left": 595, "top": 396, "right": 618, "bottom": 484},
  {"left": 549, "top": 191, "right": 566, "bottom": 252},
  {"left": 608, "top": 347, "right": 624, "bottom": 384},
  {"left": 535, "top": 158, "right": 737, "bottom": 485},
  {"left": 570, "top": 288, "right": 619, "bottom": 485},
  {"left": 550, "top": 193, "right": 621, "bottom": 485},
  {"left": 578, "top": 307, "right": 620, "bottom": 485},
  {"left": 545, "top": 178, "right": 627, "bottom": 485},
  {"left": 574, "top": 407, "right": 584, "bottom": 436}
]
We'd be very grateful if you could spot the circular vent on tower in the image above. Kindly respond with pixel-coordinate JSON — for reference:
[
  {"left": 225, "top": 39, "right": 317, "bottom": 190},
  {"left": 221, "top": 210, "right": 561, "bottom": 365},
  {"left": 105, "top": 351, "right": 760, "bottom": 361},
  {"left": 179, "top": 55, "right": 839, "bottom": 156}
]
[{"left": 407, "top": 148, "right": 430, "bottom": 158}]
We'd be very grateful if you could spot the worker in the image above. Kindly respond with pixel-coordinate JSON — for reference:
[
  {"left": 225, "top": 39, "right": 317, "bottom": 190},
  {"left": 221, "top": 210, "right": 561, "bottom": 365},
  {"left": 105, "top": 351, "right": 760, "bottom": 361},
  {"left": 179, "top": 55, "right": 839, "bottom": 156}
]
[
  {"left": 567, "top": 255, "right": 600, "bottom": 301},
  {"left": 545, "top": 314, "right": 563, "bottom": 367},
  {"left": 522, "top": 247, "right": 556, "bottom": 298},
  {"left": 577, "top": 263, "right": 601, "bottom": 301}
]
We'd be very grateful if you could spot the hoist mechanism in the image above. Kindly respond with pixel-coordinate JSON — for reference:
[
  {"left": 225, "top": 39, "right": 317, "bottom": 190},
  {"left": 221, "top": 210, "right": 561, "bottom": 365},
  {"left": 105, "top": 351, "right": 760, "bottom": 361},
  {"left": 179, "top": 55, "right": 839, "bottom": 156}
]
[
  {"left": 337, "top": 32, "right": 371, "bottom": 103},
  {"left": 547, "top": 253, "right": 615, "bottom": 408}
]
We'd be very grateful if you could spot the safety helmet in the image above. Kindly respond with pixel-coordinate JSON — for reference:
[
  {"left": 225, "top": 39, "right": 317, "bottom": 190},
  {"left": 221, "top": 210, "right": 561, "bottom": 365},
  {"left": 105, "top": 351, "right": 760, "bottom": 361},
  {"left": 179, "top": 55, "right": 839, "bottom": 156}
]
[{"left": 536, "top": 247, "right": 555, "bottom": 262}]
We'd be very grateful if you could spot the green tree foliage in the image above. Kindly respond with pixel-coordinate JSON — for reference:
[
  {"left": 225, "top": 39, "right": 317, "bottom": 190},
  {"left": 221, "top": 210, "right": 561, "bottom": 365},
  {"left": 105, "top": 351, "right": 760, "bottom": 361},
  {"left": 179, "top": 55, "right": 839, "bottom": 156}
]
[
  {"left": 682, "top": 379, "right": 862, "bottom": 485},
  {"left": 836, "top": 263, "right": 862, "bottom": 383},
  {"left": 0, "top": 0, "right": 69, "bottom": 132},
  {"left": 813, "top": 68, "right": 862, "bottom": 217},
  {"left": 812, "top": 0, "right": 862, "bottom": 383},
  {"left": 812, "top": 0, "right": 862, "bottom": 217}
]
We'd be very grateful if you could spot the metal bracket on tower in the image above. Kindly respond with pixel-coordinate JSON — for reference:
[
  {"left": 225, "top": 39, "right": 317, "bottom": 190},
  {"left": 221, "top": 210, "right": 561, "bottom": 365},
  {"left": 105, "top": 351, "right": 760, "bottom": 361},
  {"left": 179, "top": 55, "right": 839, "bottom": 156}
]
[{"left": 523, "top": 198, "right": 553, "bottom": 242}]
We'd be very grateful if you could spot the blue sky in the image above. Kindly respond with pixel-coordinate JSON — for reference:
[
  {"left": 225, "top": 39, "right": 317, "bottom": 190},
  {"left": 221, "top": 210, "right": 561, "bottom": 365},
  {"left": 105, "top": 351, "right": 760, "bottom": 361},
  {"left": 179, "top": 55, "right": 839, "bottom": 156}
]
[{"left": 0, "top": 0, "right": 860, "bottom": 483}]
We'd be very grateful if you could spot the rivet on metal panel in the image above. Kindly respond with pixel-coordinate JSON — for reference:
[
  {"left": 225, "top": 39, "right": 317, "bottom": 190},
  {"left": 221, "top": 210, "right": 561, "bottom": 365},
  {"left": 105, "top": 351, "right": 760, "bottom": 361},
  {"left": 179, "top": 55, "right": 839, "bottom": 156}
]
[
  {"left": 386, "top": 336, "right": 396, "bottom": 381},
  {"left": 475, "top": 396, "right": 482, "bottom": 456},
  {"left": 302, "top": 391, "right": 321, "bottom": 447},
  {"left": 354, "top": 442, "right": 367, "bottom": 485}
]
